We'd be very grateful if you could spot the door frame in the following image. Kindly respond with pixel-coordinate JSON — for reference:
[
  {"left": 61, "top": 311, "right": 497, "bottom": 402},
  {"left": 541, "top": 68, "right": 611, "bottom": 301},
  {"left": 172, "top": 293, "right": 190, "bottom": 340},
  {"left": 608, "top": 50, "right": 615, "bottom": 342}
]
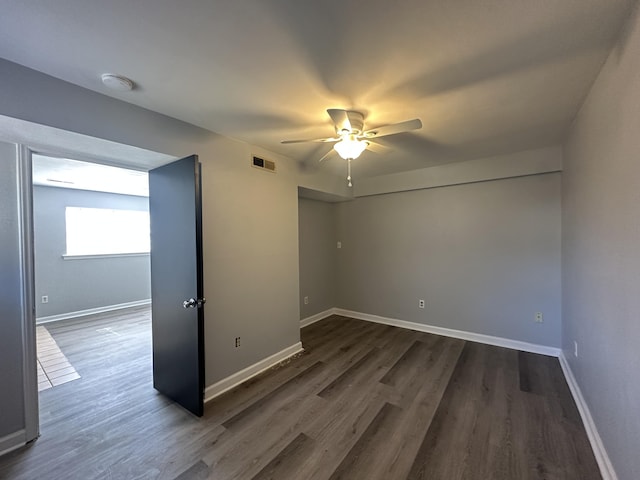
[{"left": 17, "top": 145, "right": 39, "bottom": 444}]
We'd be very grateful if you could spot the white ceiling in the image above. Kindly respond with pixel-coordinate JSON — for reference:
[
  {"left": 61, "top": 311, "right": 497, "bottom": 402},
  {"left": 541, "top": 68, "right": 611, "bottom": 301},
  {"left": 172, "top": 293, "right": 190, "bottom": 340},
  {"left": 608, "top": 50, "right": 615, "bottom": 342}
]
[{"left": 0, "top": 1, "right": 634, "bottom": 178}]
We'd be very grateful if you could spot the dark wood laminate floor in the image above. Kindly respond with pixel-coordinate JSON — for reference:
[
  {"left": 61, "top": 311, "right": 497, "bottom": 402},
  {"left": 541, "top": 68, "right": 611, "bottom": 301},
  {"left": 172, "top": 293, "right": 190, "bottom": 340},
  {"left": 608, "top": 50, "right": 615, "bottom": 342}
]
[{"left": 0, "top": 310, "right": 600, "bottom": 480}]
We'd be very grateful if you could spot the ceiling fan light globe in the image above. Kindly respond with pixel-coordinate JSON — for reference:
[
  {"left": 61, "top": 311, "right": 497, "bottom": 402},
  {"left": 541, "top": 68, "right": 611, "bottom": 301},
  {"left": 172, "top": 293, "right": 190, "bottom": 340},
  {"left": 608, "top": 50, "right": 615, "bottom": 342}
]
[{"left": 334, "top": 137, "right": 367, "bottom": 160}]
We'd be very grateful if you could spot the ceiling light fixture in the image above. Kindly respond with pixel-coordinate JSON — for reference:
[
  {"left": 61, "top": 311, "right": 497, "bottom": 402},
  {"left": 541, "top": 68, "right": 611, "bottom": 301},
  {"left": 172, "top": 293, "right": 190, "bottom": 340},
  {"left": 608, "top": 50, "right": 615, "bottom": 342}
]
[
  {"left": 101, "top": 73, "right": 135, "bottom": 91},
  {"left": 333, "top": 135, "right": 368, "bottom": 188},
  {"left": 333, "top": 135, "right": 368, "bottom": 160}
]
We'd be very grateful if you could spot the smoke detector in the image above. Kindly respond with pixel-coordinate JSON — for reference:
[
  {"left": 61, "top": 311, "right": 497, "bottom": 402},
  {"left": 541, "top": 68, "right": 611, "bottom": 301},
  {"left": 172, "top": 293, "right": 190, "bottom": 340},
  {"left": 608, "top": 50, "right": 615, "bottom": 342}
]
[{"left": 101, "top": 73, "right": 134, "bottom": 91}]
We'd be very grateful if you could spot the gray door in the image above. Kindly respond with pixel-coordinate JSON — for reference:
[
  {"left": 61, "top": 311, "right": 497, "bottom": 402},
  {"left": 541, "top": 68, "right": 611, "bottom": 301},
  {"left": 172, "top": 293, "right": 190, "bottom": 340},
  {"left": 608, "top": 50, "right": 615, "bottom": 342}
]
[{"left": 148, "top": 155, "right": 205, "bottom": 416}]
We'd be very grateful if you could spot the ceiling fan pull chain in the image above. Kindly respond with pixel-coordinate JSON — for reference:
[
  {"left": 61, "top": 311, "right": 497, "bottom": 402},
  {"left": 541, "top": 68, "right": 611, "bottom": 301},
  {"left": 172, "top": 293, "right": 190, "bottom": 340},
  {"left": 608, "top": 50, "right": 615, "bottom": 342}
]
[{"left": 347, "top": 158, "right": 353, "bottom": 187}]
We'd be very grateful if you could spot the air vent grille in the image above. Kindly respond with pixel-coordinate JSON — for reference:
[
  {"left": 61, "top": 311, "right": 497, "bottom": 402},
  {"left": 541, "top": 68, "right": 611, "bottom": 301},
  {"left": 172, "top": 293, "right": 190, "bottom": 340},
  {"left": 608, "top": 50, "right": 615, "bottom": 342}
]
[{"left": 252, "top": 156, "right": 276, "bottom": 173}]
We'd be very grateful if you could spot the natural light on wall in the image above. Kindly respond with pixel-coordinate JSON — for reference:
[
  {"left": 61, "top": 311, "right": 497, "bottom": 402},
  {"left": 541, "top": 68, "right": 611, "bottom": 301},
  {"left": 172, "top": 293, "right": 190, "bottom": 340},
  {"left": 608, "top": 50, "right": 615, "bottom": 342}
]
[{"left": 65, "top": 207, "right": 150, "bottom": 256}]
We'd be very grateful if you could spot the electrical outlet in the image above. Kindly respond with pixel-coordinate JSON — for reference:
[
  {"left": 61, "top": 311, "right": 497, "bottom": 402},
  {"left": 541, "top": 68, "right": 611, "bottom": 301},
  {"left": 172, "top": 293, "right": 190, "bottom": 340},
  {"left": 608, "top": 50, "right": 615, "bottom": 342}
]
[
  {"left": 41, "top": 295, "right": 49, "bottom": 304},
  {"left": 337, "top": 241, "right": 342, "bottom": 249},
  {"left": 235, "top": 337, "right": 241, "bottom": 348},
  {"left": 418, "top": 299, "right": 425, "bottom": 309},
  {"left": 535, "top": 312, "right": 543, "bottom": 323},
  {"left": 304, "top": 296, "right": 309, "bottom": 305},
  {"left": 574, "top": 341, "right": 578, "bottom": 358}
]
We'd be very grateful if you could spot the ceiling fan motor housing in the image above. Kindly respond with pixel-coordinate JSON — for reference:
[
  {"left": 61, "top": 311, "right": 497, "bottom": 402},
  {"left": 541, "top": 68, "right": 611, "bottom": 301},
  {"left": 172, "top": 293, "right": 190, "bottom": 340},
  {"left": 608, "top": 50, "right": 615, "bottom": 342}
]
[{"left": 338, "top": 110, "right": 365, "bottom": 135}]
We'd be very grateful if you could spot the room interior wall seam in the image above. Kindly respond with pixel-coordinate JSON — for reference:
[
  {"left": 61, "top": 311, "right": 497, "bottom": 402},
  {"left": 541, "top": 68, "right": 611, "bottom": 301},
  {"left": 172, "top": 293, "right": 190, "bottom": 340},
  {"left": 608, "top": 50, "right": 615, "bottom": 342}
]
[
  {"left": 300, "top": 308, "right": 335, "bottom": 328},
  {"left": 354, "top": 145, "right": 563, "bottom": 197},
  {"left": 558, "top": 352, "right": 618, "bottom": 480},
  {"left": 355, "top": 170, "right": 562, "bottom": 199}
]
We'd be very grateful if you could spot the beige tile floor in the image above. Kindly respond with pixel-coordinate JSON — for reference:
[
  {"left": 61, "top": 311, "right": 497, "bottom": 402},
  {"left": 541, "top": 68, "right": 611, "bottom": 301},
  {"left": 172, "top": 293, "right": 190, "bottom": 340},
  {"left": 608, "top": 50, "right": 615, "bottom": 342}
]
[{"left": 36, "top": 326, "right": 80, "bottom": 391}]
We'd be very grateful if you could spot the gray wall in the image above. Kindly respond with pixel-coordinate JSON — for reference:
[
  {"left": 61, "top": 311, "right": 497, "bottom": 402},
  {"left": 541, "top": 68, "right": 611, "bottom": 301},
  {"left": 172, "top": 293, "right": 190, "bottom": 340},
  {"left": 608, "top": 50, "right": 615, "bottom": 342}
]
[
  {"left": 336, "top": 173, "right": 562, "bottom": 347},
  {"left": 0, "top": 142, "right": 26, "bottom": 441},
  {"left": 298, "top": 198, "right": 337, "bottom": 319},
  {"left": 33, "top": 185, "right": 150, "bottom": 319},
  {"left": 562, "top": 5, "right": 640, "bottom": 479}
]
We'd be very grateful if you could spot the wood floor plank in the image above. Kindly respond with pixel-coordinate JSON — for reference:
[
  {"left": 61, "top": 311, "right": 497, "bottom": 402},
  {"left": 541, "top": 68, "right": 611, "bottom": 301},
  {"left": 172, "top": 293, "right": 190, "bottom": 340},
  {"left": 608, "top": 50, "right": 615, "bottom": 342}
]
[
  {"left": 222, "top": 360, "right": 325, "bottom": 429},
  {"left": 173, "top": 460, "right": 210, "bottom": 480},
  {"left": 299, "top": 384, "right": 392, "bottom": 480},
  {"left": 380, "top": 335, "right": 450, "bottom": 408},
  {"left": 250, "top": 433, "right": 315, "bottom": 480},
  {"left": 380, "top": 340, "right": 426, "bottom": 386},
  {"left": 202, "top": 374, "right": 330, "bottom": 478},
  {"left": 327, "top": 402, "right": 404, "bottom": 480},
  {"left": 317, "top": 347, "right": 379, "bottom": 399}
]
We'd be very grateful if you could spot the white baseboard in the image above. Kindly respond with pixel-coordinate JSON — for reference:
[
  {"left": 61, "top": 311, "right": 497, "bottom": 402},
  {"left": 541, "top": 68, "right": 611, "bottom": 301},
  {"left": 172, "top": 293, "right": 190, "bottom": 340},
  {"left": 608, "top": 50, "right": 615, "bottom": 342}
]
[
  {"left": 0, "top": 430, "right": 26, "bottom": 457},
  {"left": 36, "top": 299, "right": 151, "bottom": 325},
  {"left": 300, "top": 308, "right": 335, "bottom": 328},
  {"left": 559, "top": 353, "right": 617, "bottom": 480},
  {"left": 333, "top": 308, "right": 561, "bottom": 357},
  {"left": 204, "top": 342, "right": 304, "bottom": 403}
]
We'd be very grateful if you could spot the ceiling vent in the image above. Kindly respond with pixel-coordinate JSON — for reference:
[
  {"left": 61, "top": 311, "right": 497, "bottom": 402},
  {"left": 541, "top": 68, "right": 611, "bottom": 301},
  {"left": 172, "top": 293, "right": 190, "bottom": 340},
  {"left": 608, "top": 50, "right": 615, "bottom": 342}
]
[{"left": 252, "top": 156, "right": 276, "bottom": 173}]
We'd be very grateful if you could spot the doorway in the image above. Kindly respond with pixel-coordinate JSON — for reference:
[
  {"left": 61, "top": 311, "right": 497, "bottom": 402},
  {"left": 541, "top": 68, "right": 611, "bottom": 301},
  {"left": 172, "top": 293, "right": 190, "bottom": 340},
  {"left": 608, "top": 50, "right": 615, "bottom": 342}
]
[
  {"left": 0, "top": 122, "right": 206, "bottom": 458},
  {"left": 0, "top": 122, "right": 190, "bottom": 452},
  {"left": 31, "top": 154, "right": 154, "bottom": 416}
]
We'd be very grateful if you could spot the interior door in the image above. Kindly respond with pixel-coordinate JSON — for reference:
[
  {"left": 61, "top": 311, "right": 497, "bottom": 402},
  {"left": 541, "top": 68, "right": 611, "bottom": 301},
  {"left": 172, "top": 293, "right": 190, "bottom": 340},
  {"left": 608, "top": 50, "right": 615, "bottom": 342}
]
[{"left": 148, "top": 155, "right": 205, "bottom": 416}]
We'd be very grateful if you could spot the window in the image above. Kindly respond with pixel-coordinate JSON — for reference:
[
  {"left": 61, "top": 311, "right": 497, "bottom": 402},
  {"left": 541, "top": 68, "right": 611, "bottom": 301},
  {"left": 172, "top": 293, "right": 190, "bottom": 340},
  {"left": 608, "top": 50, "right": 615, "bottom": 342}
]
[{"left": 65, "top": 207, "right": 150, "bottom": 256}]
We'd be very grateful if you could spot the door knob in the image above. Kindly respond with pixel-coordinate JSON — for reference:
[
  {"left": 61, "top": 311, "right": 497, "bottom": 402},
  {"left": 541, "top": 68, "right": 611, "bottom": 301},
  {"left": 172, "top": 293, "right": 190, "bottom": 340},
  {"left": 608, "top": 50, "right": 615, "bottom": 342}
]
[{"left": 183, "top": 298, "right": 206, "bottom": 309}]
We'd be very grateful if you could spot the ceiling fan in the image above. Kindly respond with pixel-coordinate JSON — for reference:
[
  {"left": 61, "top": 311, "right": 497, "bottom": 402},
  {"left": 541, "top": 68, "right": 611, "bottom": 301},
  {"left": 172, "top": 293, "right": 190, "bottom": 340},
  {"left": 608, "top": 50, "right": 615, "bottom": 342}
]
[{"left": 281, "top": 109, "right": 422, "bottom": 187}]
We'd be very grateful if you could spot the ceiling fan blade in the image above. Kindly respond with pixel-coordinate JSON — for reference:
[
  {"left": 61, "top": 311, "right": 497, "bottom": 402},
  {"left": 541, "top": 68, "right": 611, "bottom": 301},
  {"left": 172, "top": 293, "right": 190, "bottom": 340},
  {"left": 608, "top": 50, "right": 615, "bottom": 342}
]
[
  {"left": 327, "top": 108, "right": 352, "bottom": 134},
  {"left": 363, "top": 118, "right": 422, "bottom": 138},
  {"left": 318, "top": 148, "right": 337, "bottom": 163},
  {"left": 281, "top": 137, "right": 340, "bottom": 144},
  {"left": 364, "top": 140, "right": 391, "bottom": 154}
]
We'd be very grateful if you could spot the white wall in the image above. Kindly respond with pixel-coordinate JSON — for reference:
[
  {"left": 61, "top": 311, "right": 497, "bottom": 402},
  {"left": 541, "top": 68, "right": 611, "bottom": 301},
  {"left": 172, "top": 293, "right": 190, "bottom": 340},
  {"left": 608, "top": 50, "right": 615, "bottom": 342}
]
[
  {"left": 562, "top": 5, "right": 640, "bottom": 479},
  {"left": 336, "top": 171, "right": 562, "bottom": 348}
]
